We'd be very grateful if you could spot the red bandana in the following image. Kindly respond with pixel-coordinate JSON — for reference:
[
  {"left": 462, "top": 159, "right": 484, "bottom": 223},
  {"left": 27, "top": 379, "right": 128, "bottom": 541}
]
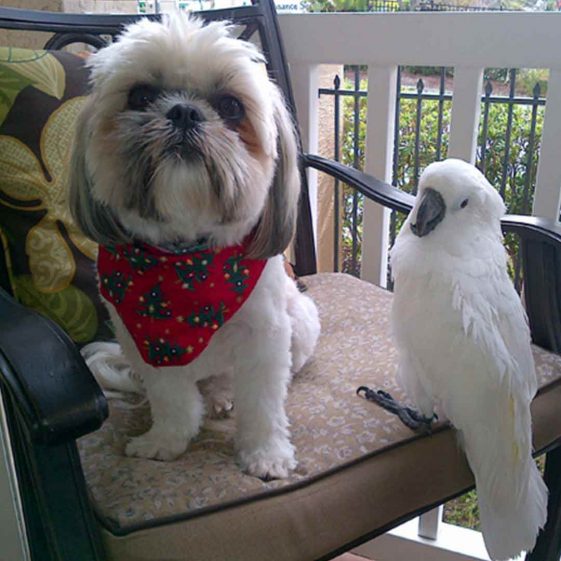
[{"left": 98, "top": 238, "right": 267, "bottom": 367}]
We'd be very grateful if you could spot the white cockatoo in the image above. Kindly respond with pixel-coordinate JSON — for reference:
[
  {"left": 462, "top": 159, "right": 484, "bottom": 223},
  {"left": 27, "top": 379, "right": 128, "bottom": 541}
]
[{"left": 390, "top": 158, "right": 548, "bottom": 560}]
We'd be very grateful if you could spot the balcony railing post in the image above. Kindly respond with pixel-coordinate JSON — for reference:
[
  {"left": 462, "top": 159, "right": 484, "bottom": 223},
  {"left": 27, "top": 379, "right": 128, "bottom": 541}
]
[
  {"left": 291, "top": 63, "right": 321, "bottom": 247},
  {"left": 448, "top": 66, "right": 484, "bottom": 163},
  {"left": 361, "top": 65, "right": 397, "bottom": 288},
  {"left": 533, "top": 69, "right": 561, "bottom": 221},
  {"left": 418, "top": 505, "right": 444, "bottom": 540}
]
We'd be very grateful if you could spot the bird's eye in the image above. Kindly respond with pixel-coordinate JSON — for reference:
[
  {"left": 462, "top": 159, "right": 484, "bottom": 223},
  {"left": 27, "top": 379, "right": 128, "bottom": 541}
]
[
  {"left": 216, "top": 95, "right": 244, "bottom": 122},
  {"left": 127, "top": 84, "right": 160, "bottom": 111},
  {"left": 460, "top": 198, "right": 469, "bottom": 209}
]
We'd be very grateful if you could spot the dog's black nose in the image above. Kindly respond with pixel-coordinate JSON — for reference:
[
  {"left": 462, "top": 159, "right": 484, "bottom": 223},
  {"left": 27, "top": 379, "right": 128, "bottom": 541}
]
[{"left": 166, "top": 104, "right": 204, "bottom": 131}]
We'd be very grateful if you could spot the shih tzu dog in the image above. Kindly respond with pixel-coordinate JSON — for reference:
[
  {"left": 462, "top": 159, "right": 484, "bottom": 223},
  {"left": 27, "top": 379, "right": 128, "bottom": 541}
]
[{"left": 70, "top": 13, "right": 320, "bottom": 479}]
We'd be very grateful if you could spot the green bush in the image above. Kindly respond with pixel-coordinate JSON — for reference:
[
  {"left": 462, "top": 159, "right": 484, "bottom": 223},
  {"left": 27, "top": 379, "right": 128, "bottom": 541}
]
[
  {"left": 303, "top": 0, "right": 399, "bottom": 11},
  {"left": 401, "top": 65, "right": 453, "bottom": 77},
  {"left": 517, "top": 68, "right": 549, "bottom": 97},
  {"left": 484, "top": 67, "right": 509, "bottom": 83},
  {"left": 444, "top": 490, "right": 481, "bottom": 531}
]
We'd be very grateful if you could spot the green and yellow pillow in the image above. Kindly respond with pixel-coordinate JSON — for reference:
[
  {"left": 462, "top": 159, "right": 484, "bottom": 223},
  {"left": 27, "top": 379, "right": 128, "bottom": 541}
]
[{"left": 0, "top": 47, "right": 112, "bottom": 344}]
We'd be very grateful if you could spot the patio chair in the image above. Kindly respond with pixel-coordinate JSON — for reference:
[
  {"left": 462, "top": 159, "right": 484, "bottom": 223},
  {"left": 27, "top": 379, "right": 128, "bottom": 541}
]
[{"left": 0, "top": 1, "right": 560, "bottom": 560}]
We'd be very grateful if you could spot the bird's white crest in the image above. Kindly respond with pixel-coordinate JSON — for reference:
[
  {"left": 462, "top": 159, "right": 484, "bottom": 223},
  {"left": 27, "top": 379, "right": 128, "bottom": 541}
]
[{"left": 390, "top": 158, "right": 547, "bottom": 561}]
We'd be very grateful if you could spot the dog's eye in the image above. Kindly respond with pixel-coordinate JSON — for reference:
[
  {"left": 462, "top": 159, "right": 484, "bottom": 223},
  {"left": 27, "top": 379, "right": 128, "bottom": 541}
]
[
  {"left": 216, "top": 95, "right": 244, "bottom": 122},
  {"left": 127, "top": 84, "right": 160, "bottom": 111},
  {"left": 460, "top": 198, "right": 469, "bottom": 209}
]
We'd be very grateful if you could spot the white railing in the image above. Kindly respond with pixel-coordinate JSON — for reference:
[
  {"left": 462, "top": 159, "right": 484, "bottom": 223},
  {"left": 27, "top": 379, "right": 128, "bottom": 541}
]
[
  {"left": 0, "top": 388, "right": 30, "bottom": 561},
  {"left": 279, "top": 11, "right": 561, "bottom": 560},
  {"left": 280, "top": 11, "right": 561, "bottom": 287}
]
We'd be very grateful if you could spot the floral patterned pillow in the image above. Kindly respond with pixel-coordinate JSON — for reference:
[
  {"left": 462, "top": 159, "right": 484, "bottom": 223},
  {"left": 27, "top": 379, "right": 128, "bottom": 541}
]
[{"left": 0, "top": 47, "right": 112, "bottom": 344}]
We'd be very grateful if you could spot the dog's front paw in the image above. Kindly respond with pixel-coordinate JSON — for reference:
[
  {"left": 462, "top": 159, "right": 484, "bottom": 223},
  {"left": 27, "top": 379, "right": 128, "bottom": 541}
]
[
  {"left": 238, "top": 442, "right": 297, "bottom": 480},
  {"left": 126, "top": 428, "right": 189, "bottom": 461}
]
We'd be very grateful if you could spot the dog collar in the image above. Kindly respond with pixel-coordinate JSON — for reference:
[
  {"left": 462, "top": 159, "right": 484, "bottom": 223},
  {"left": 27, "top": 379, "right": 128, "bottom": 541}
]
[{"left": 98, "top": 237, "right": 267, "bottom": 367}]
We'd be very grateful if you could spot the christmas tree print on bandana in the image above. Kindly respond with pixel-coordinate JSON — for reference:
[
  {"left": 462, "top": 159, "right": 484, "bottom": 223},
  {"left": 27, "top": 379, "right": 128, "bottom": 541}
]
[
  {"left": 174, "top": 253, "right": 214, "bottom": 291},
  {"left": 224, "top": 255, "right": 253, "bottom": 293},
  {"left": 97, "top": 237, "right": 267, "bottom": 367},
  {"left": 137, "top": 284, "right": 172, "bottom": 319},
  {"left": 122, "top": 245, "right": 160, "bottom": 274},
  {"left": 100, "top": 271, "right": 133, "bottom": 304}
]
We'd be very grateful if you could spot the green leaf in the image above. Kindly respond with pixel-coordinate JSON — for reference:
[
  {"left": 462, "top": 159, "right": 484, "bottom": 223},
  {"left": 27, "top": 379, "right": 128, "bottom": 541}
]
[
  {"left": 14, "top": 275, "right": 99, "bottom": 343},
  {"left": 0, "top": 48, "right": 66, "bottom": 127},
  {"left": 0, "top": 64, "right": 34, "bottom": 126}
]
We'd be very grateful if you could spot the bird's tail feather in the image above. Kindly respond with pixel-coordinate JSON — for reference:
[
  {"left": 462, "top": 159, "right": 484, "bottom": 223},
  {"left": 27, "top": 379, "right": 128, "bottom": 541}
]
[
  {"left": 478, "top": 459, "right": 547, "bottom": 560},
  {"left": 459, "top": 398, "right": 547, "bottom": 561}
]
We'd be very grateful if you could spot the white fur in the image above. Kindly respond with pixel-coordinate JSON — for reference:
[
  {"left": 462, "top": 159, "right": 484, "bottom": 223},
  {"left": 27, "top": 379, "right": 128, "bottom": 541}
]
[
  {"left": 74, "top": 14, "right": 320, "bottom": 479},
  {"left": 95, "top": 257, "right": 318, "bottom": 478},
  {"left": 391, "top": 159, "right": 547, "bottom": 559},
  {"left": 79, "top": 13, "right": 283, "bottom": 249}
]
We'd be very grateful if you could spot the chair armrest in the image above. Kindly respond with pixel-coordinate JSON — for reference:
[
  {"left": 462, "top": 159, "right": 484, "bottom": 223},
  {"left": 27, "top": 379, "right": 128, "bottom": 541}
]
[
  {"left": 501, "top": 215, "right": 561, "bottom": 354},
  {"left": 0, "top": 288, "right": 108, "bottom": 445},
  {"left": 303, "top": 154, "right": 415, "bottom": 213},
  {"left": 501, "top": 214, "right": 561, "bottom": 243}
]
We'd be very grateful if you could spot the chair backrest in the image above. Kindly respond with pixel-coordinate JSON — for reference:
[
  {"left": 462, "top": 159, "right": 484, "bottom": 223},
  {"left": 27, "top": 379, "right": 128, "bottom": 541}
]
[{"left": 0, "top": 0, "right": 317, "bottom": 298}]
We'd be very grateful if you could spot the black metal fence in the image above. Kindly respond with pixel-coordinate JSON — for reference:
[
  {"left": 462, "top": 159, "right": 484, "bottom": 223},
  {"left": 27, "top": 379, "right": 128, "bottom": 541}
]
[
  {"left": 369, "top": 0, "right": 401, "bottom": 11},
  {"left": 318, "top": 66, "right": 546, "bottom": 287},
  {"left": 309, "top": 0, "right": 511, "bottom": 13}
]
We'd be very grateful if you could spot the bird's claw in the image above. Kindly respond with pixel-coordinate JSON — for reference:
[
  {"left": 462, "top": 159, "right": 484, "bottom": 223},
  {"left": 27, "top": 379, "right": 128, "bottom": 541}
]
[{"left": 357, "top": 386, "right": 436, "bottom": 432}]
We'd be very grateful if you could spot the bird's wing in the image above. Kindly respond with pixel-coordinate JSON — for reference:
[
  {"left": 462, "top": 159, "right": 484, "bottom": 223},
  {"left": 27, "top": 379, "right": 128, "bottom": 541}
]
[
  {"left": 453, "top": 266, "right": 537, "bottom": 400},
  {"left": 447, "top": 268, "right": 537, "bottom": 476}
]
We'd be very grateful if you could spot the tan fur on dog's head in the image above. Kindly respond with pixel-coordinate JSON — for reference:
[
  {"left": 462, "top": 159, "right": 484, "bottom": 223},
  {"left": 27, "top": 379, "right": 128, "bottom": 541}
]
[{"left": 70, "top": 13, "right": 300, "bottom": 257}]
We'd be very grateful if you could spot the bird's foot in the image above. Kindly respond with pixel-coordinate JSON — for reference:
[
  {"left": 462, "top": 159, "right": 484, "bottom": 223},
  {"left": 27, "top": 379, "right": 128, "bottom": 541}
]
[{"left": 356, "top": 386, "right": 436, "bottom": 433}]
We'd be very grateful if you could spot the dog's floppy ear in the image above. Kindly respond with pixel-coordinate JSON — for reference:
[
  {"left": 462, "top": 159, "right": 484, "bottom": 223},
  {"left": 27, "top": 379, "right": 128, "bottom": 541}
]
[
  {"left": 69, "top": 97, "right": 130, "bottom": 246},
  {"left": 248, "top": 89, "right": 301, "bottom": 260}
]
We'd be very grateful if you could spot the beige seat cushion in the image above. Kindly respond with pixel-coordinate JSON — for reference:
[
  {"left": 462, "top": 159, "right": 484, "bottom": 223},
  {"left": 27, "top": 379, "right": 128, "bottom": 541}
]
[{"left": 78, "top": 273, "right": 561, "bottom": 561}]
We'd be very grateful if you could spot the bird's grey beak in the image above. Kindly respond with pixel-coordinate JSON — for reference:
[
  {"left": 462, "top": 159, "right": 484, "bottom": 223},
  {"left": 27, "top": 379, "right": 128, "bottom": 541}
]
[{"left": 410, "top": 188, "right": 446, "bottom": 238}]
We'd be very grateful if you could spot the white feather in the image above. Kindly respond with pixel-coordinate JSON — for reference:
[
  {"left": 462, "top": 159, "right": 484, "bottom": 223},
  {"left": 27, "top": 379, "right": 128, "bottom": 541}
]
[{"left": 390, "top": 159, "right": 547, "bottom": 560}]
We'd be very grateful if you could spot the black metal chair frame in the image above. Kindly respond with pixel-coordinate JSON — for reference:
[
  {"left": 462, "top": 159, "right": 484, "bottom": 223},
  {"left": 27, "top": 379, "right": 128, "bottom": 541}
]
[{"left": 0, "top": 1, "right": 560, "bottom": 560}]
